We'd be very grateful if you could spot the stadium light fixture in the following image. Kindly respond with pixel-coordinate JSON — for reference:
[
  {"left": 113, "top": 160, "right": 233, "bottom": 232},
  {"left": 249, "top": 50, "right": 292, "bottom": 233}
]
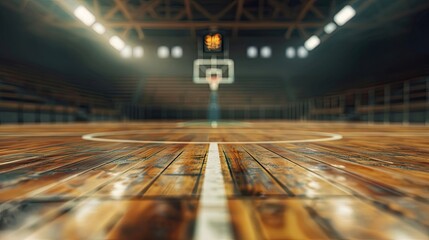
[
  {"left": 158, "top": 46, "right": 169, "bottom": 58},
  {"left": 260, "top": 46, "right": 272, "bottom": 58},
  {"left": 297, "top": 46, "right": 308, "bottom": 58},
  {"left": 334, "top": 5, "right": 356, "bottom": 26},
  {"left": 121, "top": 46, "right": 132, "bottom": 58},
  {"left": 73, "top": 6, "right": 95, "bottom": 26},
  {"left": 92, "top": 22, "right": 105, "bottom": 35},
  {"left": 304, "top": 35, "right": 321, "bottom": 51},
  {"left": 324, "top": 22, "right": 337, "bottom": 34},
  {"left": 247, "top": 46, "right": 258, "bottom": 58},
  {"left": 286, "top": 47, "right": 295, "bottom": 58},
  {"left": 109, "top": 36, "right": 125, "bottom": 51},
  {"left": 133, "top": 46, "right": 144, "bottom": 58},
  {"left": 171, "top": 46, "right": 183, "bottom": 58}
]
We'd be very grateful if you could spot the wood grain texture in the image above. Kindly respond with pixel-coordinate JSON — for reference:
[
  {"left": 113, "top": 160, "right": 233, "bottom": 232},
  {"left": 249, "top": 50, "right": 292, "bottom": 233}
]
[{"left": 0, "top": 121, "right": 428, "bottom": 239}]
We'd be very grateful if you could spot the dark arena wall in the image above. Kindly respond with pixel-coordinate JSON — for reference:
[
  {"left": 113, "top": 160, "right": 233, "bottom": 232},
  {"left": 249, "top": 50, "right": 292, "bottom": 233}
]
[{"left": 1, "top": 2, "right": 429, "bottom": 124}]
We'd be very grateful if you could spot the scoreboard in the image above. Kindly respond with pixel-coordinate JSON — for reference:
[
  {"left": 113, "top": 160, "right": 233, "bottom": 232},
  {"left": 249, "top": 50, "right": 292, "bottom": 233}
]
[
  {"left": 203, "top": 33, "right": 223, "bottom": 53},
  {"left": 197, "top": 30, "right": 228, "bottom": 60}
]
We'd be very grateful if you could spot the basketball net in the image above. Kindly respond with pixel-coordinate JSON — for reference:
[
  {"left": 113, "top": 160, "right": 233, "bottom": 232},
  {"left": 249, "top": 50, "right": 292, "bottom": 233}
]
[{"left": 207, "top": 75, "right": 220, "bottom": 91}]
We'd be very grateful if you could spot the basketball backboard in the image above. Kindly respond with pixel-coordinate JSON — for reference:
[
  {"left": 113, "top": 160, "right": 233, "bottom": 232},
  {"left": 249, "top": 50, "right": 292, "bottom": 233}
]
[{"left": 193, "top": 58, "right": 234, "bottom": 91}]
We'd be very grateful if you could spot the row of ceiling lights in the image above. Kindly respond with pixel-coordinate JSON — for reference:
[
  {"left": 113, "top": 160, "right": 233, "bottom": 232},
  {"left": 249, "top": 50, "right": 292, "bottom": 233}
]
[
  {"left": 118, "top": 46, "right": 185, "bottom": 59},
  {"left": 157, "top": 46, "right": 183, "bottom": 59},
  {"left": 72, "top": 4, "right": 141, "bottom": 58},
  {"left": 71, "top": 2, "right": 356, "bottom": 60},
  {"left": 247, "top": 46, "right": 272, "bottom": 58},
  {"left": 246, "top": 46, "right": 309, "bottom": 59},
  {"left": 244, "top": 5, "right": 356, "bottom": 60},
  {"left": 73, "top": 3, "right": 187, "bottom": 60},
  {"left": 302, "top": 5, "right": 357, "bottom": 52}
]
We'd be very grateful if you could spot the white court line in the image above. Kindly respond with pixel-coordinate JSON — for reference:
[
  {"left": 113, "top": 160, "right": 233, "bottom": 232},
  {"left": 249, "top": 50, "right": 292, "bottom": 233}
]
[
  {"left": 0, "top": 132, "right": 83, "bottom": 137},
  {"left": 0, "top": 156, "right": 40, "bottom": 166},
  {"left": 82, "top": 130, "right": 343, "bottom": 144},
  {"left": 193, "top": 143, "right": 234, "bottom": 240},
  {"left": 341, "top": 132, "right": 429, "bottom": 137},
  {"left": 176, "top": 121, "right": 252, "bottom": 128}
]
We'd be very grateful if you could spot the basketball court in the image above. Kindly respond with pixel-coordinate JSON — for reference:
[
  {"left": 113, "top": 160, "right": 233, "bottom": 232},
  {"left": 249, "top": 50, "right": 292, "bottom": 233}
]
[
  {"left": 1, "top": 0, "right": 429, "bottom": 239},
  {"left": 0, "top": 122, "right": 428, "bottom": 239}
]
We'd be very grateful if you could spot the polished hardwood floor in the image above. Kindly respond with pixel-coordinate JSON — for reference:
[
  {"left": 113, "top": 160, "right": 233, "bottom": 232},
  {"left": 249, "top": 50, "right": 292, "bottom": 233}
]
[{"left": 0, "top": 121, "right": 428, "bottom": 239}]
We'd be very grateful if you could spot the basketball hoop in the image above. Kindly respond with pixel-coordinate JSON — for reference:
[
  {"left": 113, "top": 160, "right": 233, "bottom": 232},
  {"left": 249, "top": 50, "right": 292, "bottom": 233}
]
[
  {"left": 207, "top": 75, "right": 221, "bottom": 91},
  {"left": 193, "top": 58, "right": 234, "bottom": 91}
]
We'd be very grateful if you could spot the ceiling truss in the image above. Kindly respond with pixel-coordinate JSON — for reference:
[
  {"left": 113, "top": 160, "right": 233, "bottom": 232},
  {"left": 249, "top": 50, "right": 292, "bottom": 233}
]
[{"left": 1, "top": 0, "right": 428, "bottom": 41}]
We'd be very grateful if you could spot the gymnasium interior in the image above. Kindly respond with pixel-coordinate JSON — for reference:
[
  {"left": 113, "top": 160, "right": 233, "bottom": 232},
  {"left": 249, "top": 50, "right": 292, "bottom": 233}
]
[{"left": 0, "top": 0, "right": 428, "bottom": 239}]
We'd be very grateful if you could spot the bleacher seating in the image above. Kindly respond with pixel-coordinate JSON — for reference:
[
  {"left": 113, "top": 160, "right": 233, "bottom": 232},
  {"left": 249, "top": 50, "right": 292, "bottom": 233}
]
[
  {"left": 0, "top": 61, "right": 118, "bottom": 123},
  {"left": 114, "top": 76, "right": 288, "bottom": 119},
  {"left": 130, "top": 77, "right": 287, "bottom": 107},
  {"left": 308, "top": 76, "right": 429, "bottom": 123}
]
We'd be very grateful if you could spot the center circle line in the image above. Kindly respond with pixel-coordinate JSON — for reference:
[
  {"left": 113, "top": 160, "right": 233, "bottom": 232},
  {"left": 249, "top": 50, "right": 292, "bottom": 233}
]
[{"left": 81, "top": 130, "right": 343, "bottom": 144}]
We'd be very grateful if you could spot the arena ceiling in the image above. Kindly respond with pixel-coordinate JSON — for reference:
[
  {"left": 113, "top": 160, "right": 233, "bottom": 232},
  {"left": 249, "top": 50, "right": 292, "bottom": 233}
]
[{"left": 2, "top": 0, "right": 429, "bottom": 41}]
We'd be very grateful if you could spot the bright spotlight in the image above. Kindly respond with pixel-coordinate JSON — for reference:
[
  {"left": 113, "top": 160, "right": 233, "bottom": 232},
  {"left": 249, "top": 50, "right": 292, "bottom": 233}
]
[
  {"left": 304, "top": 35, "right": 320, "bottom": 51},
  {"left": 121, "top": 46, "right": 132, "bottom": 58},
  {"left": 286, "top": 47, "right": 295, "bottom": 58},
  {"left": 73, "top": 6, "right": 95, "bottom": 26},
  {"left": 297, "top": 46, "right": 308, "bottom": 58},
  {"left": 260, "top": 46, "right": 272, "bottom": 58},
  {"left": 92, "top": 22, "right": 105, "bottom": 35},
  {"left": 171, "top": 46, "right": 183, "bottom": 58},
  {"left": 247, "top": 46, "right": 258, "bottom": 58},
  {"left": 324, "top": 22, "right": 337, "bottom": 34},
  {"left": 334, "top": 5, "right": 356, "bottom": 26},
  {"left": 157, "top": 46, "right": 169, "bottom": 58},
  {"left": 109, "top": 36, "right": 125, "bottom": 51},
  {"left": 133, "top": 46, "right": 144, "bottom": 58}
]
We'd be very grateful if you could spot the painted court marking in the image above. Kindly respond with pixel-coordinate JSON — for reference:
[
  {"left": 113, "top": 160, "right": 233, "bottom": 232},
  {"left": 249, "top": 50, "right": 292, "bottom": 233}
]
[
  {"left": 193, "top": 143, "right": 233, "bottom": 240},
  {"left": 0, "top": 132, "right": 84, "bottom": 137},
  {"left": 81, "top": 130, "right": 343, "bottom": 144},
  {"left": 80, "top": 129, "right": 342, "bottom": 239}
]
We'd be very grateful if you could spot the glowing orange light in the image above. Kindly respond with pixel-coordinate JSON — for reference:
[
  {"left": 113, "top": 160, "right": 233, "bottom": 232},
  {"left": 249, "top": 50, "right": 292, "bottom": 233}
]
[{"left": 204, "top": 33, "right": 222, "bottom": 51}]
